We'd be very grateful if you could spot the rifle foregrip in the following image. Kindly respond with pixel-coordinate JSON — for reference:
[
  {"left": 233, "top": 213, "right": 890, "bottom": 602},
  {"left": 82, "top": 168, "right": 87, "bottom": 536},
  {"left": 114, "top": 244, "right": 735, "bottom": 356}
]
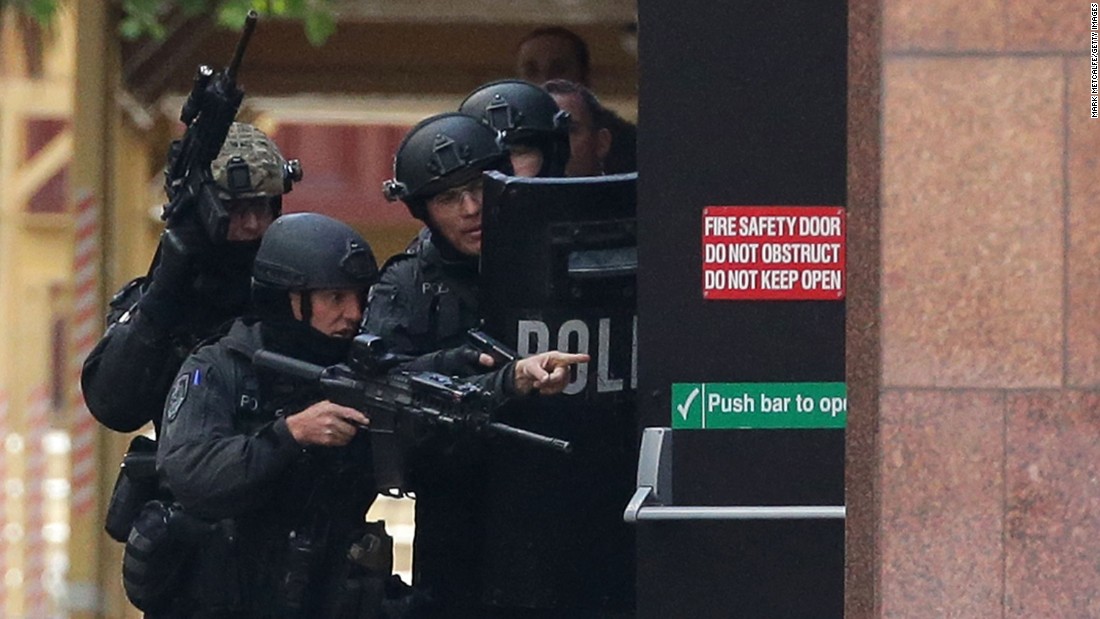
[{"left": 196, "top": 183, "right": 229, "bottom": 242}]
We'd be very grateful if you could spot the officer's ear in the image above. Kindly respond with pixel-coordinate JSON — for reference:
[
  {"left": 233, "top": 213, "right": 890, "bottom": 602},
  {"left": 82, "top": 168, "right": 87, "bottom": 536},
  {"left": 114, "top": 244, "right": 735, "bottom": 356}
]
[
  {"left": 596, "top": 127, "right": 612, "bottom": 164},
  {"left": 288, "top": 291, "right": 304, "bottom": 321}
]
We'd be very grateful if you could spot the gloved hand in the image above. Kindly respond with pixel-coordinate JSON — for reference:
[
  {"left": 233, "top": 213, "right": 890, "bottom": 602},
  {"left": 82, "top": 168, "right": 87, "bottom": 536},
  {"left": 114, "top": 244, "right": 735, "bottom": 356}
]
[
  {"left": 402, "top": 345, "right": 493, "bottom": 377},
  {"left": 136, "top": 223, "right": 210, "bottom": 329}
]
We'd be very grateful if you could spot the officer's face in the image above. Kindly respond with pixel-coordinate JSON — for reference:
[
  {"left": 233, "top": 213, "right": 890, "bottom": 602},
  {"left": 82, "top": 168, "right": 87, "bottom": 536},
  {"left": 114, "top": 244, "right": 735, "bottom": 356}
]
[
  {"left": 509, "top": 144, "right": 544, "bottom": 178},
  {"left": 426, "top": 176, "right": 484, "bottom": 256},
  {"left": 551, "top": 92, "right": 611, "bottom": 177},
  {"left": 226, "top": 197, "right": 276, "bottom": 241},
  {"left": 517, "top": 35, "right": 586, "bottom": 85},
  {"left": 291, "top": 288, "right": 364, "bottom": 338}
]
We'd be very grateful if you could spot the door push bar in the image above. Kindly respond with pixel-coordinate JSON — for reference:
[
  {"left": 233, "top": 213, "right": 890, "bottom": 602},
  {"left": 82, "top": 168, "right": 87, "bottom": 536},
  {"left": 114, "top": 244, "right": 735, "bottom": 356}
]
[{"left": 623, "top": 427, "right": 846, "bottom": 523}]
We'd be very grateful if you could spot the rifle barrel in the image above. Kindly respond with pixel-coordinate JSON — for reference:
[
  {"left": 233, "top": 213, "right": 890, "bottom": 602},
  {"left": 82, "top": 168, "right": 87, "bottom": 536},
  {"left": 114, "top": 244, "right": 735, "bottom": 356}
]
[
  {"left": 226, "top": 10, "right": 259, "bottom": 81},
  {"left": 486, "top": 421, "right": 572, "bottom": 454},
  {"left": 253, "top": 349, "right": 325, "bottom": 382}
]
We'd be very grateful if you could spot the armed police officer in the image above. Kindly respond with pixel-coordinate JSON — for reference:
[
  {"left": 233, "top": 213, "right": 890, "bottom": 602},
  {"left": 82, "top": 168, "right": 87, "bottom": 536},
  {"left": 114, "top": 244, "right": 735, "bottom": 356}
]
[
  {"left": 367, "top": 112, "right": 592, "bottom": 617},
  {"left": 81, "top": 122, "right": 301, "bottom": 436},
  {"left": 148, "top": 213, "right": 380, "bottom": 618},
  {"left": 148, "top": 207, "right": 584, "bottom": 619}
]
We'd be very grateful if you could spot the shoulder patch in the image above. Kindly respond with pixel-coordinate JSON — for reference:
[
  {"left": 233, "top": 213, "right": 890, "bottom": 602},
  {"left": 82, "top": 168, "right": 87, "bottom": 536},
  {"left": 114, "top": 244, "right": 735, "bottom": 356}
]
[{"left": 165, "top": 372, "right": 191, "bottom": 422}]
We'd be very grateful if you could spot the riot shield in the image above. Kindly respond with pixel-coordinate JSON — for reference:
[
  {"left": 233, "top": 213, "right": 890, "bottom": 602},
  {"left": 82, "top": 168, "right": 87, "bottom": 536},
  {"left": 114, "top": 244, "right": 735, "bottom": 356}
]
[{"left": 476, "top": 171, "right": 638, "bottom": 612}]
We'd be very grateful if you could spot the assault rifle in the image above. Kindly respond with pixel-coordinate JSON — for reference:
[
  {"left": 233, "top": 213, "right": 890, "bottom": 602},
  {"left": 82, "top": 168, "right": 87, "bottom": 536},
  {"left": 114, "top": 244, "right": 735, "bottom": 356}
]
[
  {"left": 252, "top": 333, "right": 572, "bottom": 494},
  {"left": 161, "top": 10, "right": 261, "bottom": 242}
]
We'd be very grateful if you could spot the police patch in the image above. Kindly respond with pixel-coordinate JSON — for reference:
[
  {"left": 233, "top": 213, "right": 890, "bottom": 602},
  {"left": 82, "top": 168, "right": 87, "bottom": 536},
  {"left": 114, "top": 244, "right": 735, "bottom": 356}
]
[{"left": 165, "top": 372, "right": 190, "bottom": 422}]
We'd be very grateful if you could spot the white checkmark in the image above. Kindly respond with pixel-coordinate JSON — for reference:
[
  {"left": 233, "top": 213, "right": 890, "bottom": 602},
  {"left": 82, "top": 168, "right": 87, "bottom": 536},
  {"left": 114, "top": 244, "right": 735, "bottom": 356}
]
[{"left": 677, "top": 387, "right": 700, "bottom": 420}]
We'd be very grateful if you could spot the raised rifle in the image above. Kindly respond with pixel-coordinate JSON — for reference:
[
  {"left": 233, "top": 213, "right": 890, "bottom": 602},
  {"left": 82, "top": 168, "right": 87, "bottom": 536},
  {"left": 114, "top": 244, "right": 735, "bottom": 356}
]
[
  {"left": 252, "top": 333, "right": 572, "bottom": 495},
  {"left": 161, "top": 10, "right": 259, "bottom": 242}
]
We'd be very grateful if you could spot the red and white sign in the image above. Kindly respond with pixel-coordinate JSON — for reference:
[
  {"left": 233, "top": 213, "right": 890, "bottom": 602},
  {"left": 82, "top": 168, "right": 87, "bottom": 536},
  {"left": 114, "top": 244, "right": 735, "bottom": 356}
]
[{"left": 702, "top": 206, "right": 846, "bottom": 301}]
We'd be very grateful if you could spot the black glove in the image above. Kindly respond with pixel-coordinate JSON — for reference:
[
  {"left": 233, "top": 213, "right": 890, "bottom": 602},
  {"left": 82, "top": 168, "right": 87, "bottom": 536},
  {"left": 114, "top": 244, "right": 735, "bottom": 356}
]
[
  {"left": 136, "top": 223, "right": 210, "bottom": 329},
  {"left": 401, "top": 345, "right": 489, "bottom": 377}
]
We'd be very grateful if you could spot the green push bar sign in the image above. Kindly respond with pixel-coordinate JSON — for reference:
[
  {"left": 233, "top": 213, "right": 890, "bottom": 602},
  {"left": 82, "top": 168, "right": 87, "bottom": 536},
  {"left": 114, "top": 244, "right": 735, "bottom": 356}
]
[{"left": 671, "top": 382, "right": 847, "bottom": 429}]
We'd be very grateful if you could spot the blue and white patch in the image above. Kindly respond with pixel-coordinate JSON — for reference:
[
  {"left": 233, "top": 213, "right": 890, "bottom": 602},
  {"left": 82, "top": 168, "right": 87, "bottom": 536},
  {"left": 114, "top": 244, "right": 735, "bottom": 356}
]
[{"left": 165, "top": 372, "right": 191, "bottom": 422}]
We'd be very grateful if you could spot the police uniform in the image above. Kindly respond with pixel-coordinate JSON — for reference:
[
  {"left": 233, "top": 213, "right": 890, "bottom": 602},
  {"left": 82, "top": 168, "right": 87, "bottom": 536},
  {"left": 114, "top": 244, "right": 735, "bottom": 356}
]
[
  {"left": 362, "top": 230, "right": 498, "bottom": 616},
  {"left": 365, "top": 232, "right": 479, "bottom": 356},
  {"left": 156, "top": 319, "right": 379, "bottom": 618},
  {"left": 81, "top": 255, "right": 252, "bottom": 435},
  {"left": 374, "top": 109, "right": 639, "bottom": 618},
  {"left": 154, "top": 213, "right": 383, "bottom": 619},
  {"left": 366, "top": 232, "right": 634, "bottom": 619}
]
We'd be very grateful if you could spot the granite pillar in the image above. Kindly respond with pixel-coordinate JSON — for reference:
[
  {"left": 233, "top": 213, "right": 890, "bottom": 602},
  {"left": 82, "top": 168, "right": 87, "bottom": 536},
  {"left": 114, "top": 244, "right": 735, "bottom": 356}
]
[{"left": 847, "top": 1, "right": 1100, "bottom": 616}]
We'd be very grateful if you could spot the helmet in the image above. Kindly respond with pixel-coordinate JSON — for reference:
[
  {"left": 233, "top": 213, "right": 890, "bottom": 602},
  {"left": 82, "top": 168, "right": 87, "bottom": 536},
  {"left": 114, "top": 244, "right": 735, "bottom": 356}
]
[
  {"left": 382, "top": 112, "right": 509, "bottom": 219},
  {"left": 459, "top": 80, "right": 570, "bottom": 177},
  {"left": 211, "top": 122, "right": 303, "bottom": 200},
  {"left": 252, "top": 213, "right": 378, "bottom": 292}
]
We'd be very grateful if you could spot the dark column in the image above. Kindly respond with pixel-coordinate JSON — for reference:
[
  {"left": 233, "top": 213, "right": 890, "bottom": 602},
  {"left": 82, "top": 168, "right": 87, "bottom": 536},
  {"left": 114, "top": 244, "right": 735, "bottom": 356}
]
[{"left": 635, "top": 1, "right": 848, "bottom": 617}]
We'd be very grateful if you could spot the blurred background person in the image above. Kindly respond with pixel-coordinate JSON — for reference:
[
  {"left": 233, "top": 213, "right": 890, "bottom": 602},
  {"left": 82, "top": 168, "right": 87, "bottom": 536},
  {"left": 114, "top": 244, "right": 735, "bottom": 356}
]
[
  {"left": 515, "top": 26, "right": 591, "bottom": 86},
  {"left": 516, "top": 26, "right": 636, "bottom": 173}
]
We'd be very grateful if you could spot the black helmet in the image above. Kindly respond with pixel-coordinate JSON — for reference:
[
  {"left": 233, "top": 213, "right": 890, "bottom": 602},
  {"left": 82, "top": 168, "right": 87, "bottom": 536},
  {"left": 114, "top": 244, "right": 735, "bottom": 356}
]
[
  {"left": 382, "top": 112, "right": 510, "bottom": 220},
  {"left": 252, "top": 213, "right": 378, "bottom": 292},
  {"left": 459, "top": 80, "right": 570, "bottom": 177}
]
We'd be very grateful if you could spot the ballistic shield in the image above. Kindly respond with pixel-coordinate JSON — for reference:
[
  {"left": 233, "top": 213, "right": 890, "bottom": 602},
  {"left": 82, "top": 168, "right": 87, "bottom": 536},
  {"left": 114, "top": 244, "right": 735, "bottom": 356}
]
[{"left": 476, "top": 171, "right": 638, "bottom": 612}]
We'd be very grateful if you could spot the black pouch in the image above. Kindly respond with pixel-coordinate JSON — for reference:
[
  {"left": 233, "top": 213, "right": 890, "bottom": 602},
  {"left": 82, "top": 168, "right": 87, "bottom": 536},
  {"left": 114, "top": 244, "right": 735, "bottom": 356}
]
[
  {"left": 122, "top": 500, "right": 210, "bottom": 612},
  {"left": 105, "top": 435, "right": 158, "bottom": 542}
]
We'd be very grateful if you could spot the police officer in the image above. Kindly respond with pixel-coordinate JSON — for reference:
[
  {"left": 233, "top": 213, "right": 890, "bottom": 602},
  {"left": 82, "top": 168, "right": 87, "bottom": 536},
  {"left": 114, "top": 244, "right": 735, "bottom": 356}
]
[
  {"left": 81, "top": 122, "right": 301, "bottom": 436},
  {"left": 459, "top": 79, "right": 570, "bottom": 178},
  {"left": 369, "top": 113, "right": 594, "bottom": 618},
  {"left": 151, "top": 211, "right": 583, "bottom": 619},
  {"left": 152, "top": 213, "right": 380, "bottom": 618},
  {"left": 399, "top": 83, "right": 569, "bottom": 256},
  {"left": 373, "top": 113, "right": 505, "bottom": 356}
]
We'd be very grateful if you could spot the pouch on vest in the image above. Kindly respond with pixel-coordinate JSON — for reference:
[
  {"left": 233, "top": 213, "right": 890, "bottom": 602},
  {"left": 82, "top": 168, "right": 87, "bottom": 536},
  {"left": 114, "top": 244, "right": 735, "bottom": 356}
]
[
  {"left": 122, "top": 500, "right": 209, "bottom": 612},
  {"left": 104, "top": 435, "right": 158, "bottom": 542}
]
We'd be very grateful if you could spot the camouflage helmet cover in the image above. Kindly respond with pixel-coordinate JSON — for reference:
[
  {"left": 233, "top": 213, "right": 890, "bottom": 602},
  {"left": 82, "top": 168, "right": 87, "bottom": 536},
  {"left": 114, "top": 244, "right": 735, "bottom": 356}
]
[{"left": 211, "top": 122, "right": 291, "bottom": 199}]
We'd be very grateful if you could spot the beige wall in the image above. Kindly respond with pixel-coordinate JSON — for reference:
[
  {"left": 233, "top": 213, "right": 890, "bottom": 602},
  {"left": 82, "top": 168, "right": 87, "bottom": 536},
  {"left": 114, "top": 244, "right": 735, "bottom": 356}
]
[{"left": 874, "top": 0, "right": 1100, "bottom": 616}]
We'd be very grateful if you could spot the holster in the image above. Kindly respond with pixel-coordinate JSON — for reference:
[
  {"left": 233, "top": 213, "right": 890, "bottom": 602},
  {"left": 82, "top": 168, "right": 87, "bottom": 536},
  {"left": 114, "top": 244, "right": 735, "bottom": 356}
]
[{"left": 105, "top": 435, "right": 158, "bottom": 542}]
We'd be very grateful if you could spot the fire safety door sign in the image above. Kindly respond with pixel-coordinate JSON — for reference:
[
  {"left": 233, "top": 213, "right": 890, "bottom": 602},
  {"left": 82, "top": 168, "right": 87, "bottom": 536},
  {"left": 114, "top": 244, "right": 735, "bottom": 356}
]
[{"left": 702, "top": 206, "right": 846, "bottom": 300}]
